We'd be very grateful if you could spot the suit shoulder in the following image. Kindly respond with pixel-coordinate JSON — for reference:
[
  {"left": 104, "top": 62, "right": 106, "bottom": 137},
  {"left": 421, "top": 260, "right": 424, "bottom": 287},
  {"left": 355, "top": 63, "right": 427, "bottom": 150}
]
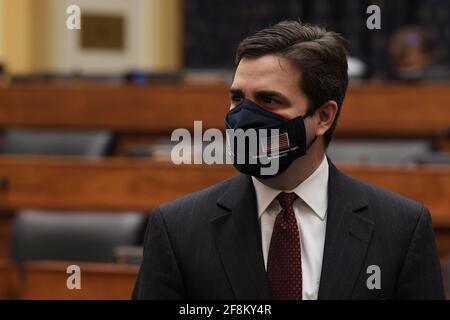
[
  {"left": 344, "top": 172, "right": 425, "bottom": 223},
  {"left": 365, "top": 178, "right": 422, "bottom": 210}
]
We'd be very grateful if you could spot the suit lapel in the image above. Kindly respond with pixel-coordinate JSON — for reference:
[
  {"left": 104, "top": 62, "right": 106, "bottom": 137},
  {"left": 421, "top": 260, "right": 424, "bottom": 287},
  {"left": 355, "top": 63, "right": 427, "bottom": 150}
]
[
  {"left": 318, "top": 160, "right": 374, "bottom": 299},
  {"left": 211, "top": 174, "right": 270, "bottom": 300},
  {"left": 210, "top": 161, "right": 374, "bottom": 300}
]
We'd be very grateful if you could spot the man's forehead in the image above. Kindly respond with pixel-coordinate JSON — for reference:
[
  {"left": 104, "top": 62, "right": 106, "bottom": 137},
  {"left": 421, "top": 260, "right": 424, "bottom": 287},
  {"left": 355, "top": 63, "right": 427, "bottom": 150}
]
[{"left": 232, "top": 55, "right": 301, "bottom": 92}]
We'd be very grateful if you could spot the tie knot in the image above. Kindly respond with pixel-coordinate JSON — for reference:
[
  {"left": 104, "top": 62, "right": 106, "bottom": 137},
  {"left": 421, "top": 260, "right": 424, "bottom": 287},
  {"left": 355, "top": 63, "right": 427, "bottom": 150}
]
[{"left": 276, "top": 192, "right": 298, "bottom": 210}]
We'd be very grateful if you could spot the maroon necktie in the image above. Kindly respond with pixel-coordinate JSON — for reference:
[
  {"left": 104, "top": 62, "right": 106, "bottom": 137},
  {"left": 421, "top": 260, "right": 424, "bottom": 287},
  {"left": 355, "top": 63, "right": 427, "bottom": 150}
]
[{"left": 267, "top": 192, "right": 302, "bottom": 300}]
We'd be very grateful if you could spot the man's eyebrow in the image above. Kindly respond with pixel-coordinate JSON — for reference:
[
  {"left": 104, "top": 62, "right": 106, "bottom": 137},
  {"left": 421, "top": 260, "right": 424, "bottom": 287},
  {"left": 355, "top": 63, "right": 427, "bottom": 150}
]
[
  {"left": 229, "top": 87, "right": 243, "bottom": 96},
  {"left": 254, "top": 90, "right": 290, "bottom": 103},
  {"left": 228, "top": 88, "right": 291, "bottom": 104}
]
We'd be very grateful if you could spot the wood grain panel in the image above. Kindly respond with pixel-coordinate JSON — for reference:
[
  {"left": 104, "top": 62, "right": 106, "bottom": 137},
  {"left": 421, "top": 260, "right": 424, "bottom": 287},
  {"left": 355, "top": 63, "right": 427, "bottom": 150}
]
[
  {"left": 338, "top": 84, "right": 450, "bottom": 138},
  {"left": 0, "top": 84, "right": 229, "bottom": 132},
  {"left": 18, "top": 261, "right": 137, "bottom": 300},
  {"left": 0, "top": 83, "right": 449, "bottom": 137},
  {"left": 0, "top": 156, "right": 449, "bottom": 227},
  {"left": 0, "top": 261, "right": 15, "bottom": 299}
]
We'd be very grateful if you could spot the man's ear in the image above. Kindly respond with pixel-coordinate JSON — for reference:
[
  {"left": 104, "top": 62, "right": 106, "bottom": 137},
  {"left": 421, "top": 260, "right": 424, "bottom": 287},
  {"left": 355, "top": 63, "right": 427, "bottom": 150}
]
[{"left": 315, "top": 100, "right": 338, "bottom": 137}]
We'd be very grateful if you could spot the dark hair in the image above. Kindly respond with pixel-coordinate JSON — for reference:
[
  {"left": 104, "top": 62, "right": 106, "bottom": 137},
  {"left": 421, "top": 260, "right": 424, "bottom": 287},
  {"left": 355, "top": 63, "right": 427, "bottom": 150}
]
[{"left": 235, "top": 21, "right": 348, "bottom": 146}]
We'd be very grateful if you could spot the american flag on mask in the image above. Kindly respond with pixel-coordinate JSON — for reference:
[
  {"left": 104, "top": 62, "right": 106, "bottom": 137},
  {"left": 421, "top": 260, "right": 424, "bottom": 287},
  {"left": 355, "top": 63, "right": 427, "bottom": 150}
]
[{"left": 261, "top": 132, "right": 290, "bottom": 154}]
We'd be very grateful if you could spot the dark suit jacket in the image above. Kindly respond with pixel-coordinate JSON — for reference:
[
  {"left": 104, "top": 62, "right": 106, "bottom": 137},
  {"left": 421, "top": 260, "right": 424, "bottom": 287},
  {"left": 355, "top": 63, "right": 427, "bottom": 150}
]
[{"left": 133, "top": 160, "right": 445, "bottom": 299}]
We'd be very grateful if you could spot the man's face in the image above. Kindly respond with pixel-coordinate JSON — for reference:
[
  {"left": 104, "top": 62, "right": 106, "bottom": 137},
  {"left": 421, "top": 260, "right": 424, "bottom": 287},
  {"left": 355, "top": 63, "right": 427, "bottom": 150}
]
[{"left": 229, "top": 54, "right": 311, "bottom": 120}]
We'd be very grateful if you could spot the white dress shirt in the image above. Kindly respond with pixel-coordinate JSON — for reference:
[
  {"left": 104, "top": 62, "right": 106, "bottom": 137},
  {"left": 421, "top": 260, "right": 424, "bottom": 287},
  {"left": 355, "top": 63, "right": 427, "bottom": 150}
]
[{"left": 251, "top": 155, "right": 329, "bottom": 300}]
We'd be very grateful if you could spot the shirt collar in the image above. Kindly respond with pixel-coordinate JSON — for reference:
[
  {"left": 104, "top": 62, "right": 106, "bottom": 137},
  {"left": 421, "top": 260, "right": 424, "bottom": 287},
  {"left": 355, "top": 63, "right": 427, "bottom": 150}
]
[{"left": 251, "top": 155, "right": 329, "bottom": 220}]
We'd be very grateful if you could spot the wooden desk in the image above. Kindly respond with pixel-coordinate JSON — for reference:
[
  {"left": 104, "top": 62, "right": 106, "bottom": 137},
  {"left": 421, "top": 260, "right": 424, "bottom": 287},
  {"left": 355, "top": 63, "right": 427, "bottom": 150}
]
[
  {"left": 0, "top": 83, "right": 230, "bottom": 133},
  {"left": 436, "top": 230, "right": 450, "bottom": 258},
  {"left": 0, "top": 261, "right": 15, "bottom": 299},
  {"left": 18, "top": 261, "right": 138, "bottom": 300},
  {"left": 0, "top": 83, "right": 449, "bottom": 138},
  {"left": 338, "top": 83, "right": 450, "bottom": 138},
  {"left": 441, "top": 256, "right": 449, "bottom": 299},
  {"left": 0, "top": 156, "right": 233, "bottom": 212},
  {"left": 0, "top": 156, "right": 449, "bottom": 227},
  {"left": 1, "top": 258, "right": 448, "bottom": 300},
  {"left": 1, "top": 156, "right": 449, "bottom": 262}
]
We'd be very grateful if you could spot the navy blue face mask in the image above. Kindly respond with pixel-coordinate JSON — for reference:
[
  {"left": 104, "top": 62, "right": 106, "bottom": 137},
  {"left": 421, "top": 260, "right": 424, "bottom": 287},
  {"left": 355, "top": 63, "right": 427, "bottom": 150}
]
[{"left": 225, "top": 99, "right": 317, "bottom": 178}]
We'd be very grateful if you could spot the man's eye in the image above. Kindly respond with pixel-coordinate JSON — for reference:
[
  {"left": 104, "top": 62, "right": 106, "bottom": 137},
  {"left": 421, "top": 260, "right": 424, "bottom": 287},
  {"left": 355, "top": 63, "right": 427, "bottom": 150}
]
[
  {"left": 261, "top": 96, "right": 277, "bottom": 104},
  {"left": 231, "top": 95, "right": 243, "bottom": 103}
]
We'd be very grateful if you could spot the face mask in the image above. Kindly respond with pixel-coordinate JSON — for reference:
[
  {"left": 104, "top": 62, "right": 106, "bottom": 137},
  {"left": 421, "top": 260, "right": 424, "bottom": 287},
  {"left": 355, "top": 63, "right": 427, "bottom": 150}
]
[{"left": 225, "top": 99, "right": 317, "bottom": 178}]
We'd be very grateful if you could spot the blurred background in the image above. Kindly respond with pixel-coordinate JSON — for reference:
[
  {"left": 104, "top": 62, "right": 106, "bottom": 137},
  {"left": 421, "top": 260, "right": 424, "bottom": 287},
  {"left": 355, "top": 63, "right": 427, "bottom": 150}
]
[{"left": 0, "top": 0, "right": 449, "bottom": 299}]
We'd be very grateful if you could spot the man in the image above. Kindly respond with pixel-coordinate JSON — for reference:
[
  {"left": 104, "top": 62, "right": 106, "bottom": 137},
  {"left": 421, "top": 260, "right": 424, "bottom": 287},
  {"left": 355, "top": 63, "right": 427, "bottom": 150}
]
[
  {"left": 133, "top": 21, "right": 445, "bottom": 300},
  {"left": 388, "top": 26, "right": 450, "bottom": 81}
]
